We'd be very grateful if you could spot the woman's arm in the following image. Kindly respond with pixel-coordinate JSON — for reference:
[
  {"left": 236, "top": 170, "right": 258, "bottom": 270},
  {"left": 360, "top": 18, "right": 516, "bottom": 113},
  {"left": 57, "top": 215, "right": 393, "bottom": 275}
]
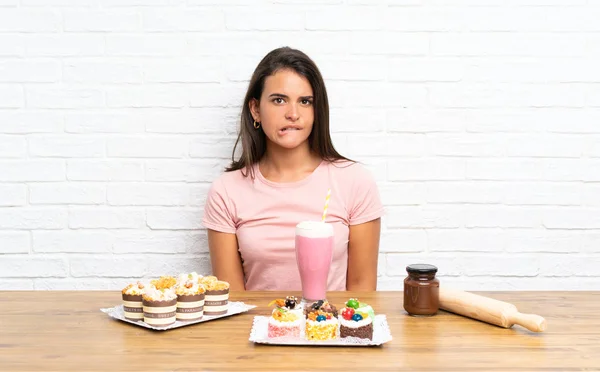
[
  {"left": 207, "top": 229, "right": 246, "bottom": 291},
  {"left": 346, "top": 218, "right": 381, "bottom": 291}
]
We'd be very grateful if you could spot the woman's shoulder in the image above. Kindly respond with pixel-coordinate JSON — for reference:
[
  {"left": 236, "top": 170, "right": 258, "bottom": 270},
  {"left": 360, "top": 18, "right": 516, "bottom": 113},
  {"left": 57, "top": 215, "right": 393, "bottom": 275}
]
[
  {"left": 326, "top": 160, "right": 374, "bottom": 181},
  {"left": 209, "top": 167, "right": 252, "bottom": 193}
]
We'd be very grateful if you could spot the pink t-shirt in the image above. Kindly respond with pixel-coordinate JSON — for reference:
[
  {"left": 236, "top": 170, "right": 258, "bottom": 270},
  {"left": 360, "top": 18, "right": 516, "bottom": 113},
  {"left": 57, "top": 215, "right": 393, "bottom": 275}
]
[{"left": 202, "top": 160, "right": 384, "bottom": 291}]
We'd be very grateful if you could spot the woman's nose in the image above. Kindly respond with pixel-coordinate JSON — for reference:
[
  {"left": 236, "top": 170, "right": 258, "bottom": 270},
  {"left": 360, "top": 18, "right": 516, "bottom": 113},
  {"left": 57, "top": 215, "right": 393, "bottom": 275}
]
[{"left": 286, "top": 104, "right": 299, "bottom": 121}]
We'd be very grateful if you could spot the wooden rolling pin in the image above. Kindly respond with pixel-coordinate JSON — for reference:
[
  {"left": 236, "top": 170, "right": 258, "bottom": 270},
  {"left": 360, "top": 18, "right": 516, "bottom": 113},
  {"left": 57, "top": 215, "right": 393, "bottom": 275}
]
[{"left": 439, "top": 288, "right": 547, "bottom": 332}]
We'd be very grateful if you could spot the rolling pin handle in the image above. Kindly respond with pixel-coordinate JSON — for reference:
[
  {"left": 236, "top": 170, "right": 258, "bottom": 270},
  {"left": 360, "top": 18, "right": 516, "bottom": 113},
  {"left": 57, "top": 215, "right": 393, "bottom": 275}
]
[{"left": 509, "top": 312, "right": 547, "bottom": 333}]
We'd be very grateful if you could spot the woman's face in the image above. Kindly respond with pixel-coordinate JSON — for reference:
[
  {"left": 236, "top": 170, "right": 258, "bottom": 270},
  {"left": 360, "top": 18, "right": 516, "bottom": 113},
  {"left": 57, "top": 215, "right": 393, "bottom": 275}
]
[{"left": 250, "top": 69, "right": 315, "bottom": 151}]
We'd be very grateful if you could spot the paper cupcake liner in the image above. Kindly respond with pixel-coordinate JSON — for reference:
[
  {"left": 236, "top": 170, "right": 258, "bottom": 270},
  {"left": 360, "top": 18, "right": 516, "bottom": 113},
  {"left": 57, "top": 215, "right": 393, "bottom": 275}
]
[
  {"left": 101, "top": 302, "right": 256, "bottom": 331},
  {"left": 143, "top": 298, "right": 177, "bottom": 327}
]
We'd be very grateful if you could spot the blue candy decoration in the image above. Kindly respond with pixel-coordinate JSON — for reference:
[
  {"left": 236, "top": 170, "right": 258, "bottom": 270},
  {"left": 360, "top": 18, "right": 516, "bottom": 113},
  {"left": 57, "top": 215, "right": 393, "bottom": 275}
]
[
  {"left": 316, "top": 315, "right": 326, "bottom": 322},
  {"left": 352, "top": 314, "right": 363, "bottom": 321}
]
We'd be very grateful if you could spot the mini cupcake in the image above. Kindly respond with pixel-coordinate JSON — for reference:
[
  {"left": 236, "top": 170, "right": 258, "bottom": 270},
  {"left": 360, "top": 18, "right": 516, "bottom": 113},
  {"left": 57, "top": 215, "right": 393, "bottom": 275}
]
[
  {"left": 201, "top": 276, "right": 230, "bottom": 316},
  {"left": 142, "top": 287, "right": 177, "bottom": 327},
  {"left": 305, "top": 300, "right": 339, "bottom": 341},
  {"left": 150, "top": 275, "right": 177, "bottom": 290},
  {"left": 339, "top": 299, "right": 374, "bottom": 340},
  {"left": 121, "top": 281, "right": 146, "bottom": 321},
  {"left": 267, "top": 298, "right": 302, "bottom": 338},
  {"left": 175, "top": 277, "right": 206, "bottom": 322}
]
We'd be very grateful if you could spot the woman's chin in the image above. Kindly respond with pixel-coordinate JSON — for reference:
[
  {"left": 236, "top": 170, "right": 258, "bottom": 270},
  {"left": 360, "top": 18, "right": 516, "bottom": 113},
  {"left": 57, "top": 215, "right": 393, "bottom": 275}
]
[{"left": 268, "top": 137, "right": 309, "bottom": 150}]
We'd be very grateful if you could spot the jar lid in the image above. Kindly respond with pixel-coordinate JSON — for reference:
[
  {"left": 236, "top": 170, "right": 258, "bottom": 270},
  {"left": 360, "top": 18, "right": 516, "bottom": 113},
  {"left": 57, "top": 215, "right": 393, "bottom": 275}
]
[{"left": 406, "top": 264, "right": 438, "bottom": 274}]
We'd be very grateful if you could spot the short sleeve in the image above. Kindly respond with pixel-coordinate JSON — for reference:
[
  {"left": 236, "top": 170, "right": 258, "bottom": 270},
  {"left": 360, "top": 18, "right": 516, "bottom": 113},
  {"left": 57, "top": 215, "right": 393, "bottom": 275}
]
[
  {"left": 202, "top": 177, "right": 237, "bottom": 234},
  {"left": 348, "top": 165, "right": 384, "bottom": 225}
]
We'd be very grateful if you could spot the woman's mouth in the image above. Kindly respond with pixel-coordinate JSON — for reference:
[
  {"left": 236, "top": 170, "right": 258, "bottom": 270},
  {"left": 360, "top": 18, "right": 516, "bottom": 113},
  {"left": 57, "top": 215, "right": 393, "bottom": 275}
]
[{"left": 279, "top": 126, "right": 301, "bottom": 134}]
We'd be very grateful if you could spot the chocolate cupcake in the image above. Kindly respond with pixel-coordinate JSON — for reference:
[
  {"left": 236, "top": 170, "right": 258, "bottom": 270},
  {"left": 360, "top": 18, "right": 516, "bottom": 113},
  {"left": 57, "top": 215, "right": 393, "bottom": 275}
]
[
  {"left": 338, "top": 299, "right": 374, "bottom": 340},
  {"left": 175, "top": 276, "right": 206, "bottom": 321},
  {"left": 142, "top": 288, "right": 177, "bottom": 327},
  {"left": 121, "top": 282, "right": 145, "bottom": 321},
  {"left": 200, "top": 277, "right": 230, "bottom": 316}
]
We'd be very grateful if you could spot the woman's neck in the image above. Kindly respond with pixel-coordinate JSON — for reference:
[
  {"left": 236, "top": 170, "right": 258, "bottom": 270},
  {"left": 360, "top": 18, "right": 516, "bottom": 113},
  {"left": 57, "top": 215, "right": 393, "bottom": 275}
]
[{"left": 259, "top": 143, "right": 322, "bottom": 183}]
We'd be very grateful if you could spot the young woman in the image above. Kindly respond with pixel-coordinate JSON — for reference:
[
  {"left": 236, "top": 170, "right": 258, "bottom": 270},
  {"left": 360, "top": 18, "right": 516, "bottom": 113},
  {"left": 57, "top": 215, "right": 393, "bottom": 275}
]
[{"left": 202, "top": 47, "right": 383, "bottom": 291}]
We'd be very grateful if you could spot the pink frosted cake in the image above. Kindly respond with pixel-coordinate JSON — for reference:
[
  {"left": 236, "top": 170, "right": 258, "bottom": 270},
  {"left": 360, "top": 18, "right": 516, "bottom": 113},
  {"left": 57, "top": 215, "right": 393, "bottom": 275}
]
[{"left": 267, "top": 297, "right": 302, "bottom": 338}]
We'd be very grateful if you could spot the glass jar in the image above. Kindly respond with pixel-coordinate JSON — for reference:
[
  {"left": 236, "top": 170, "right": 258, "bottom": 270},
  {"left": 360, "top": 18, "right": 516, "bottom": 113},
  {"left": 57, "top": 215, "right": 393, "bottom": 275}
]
[{"left": 403, "top": 264, "right": 440, "bottom": 316}]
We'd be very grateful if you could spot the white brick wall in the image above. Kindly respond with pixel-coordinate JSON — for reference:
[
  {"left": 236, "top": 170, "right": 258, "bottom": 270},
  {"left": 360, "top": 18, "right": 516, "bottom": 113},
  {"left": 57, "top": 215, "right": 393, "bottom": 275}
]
[{"left": 1, "top": 0, "right": 599, "bottom": 291}]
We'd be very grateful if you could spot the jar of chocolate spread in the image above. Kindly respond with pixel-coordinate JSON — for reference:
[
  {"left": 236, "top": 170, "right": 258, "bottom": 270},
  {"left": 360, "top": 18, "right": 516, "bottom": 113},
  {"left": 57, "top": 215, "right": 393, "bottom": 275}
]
[{"left": 403, "top": 264, "right": 439, "bottom": 316}]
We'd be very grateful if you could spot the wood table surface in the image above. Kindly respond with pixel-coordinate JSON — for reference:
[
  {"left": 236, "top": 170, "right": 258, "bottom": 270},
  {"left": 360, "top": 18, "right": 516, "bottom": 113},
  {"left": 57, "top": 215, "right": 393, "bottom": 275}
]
[{"left": 0, "top": 291, "right": 598, "bottom": 371}]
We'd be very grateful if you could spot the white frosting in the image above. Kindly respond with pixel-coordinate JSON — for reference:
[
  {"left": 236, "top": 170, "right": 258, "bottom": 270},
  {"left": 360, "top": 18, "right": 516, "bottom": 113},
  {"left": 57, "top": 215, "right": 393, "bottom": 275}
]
[
  {"left": 268, "top": 317, "right": 303, "bottom": 327},
  {"left": 123, "top": 281, "right": 147, "bottom": 296},
  {"left": 306, "top": 318, "right": 338, "bottom": 327},
  {"left": 338, "top": 315, "right": 373, "bottom": 329},
  {"left": 295, "top": 221, "right": 334, "bottom": 238},
  {"left": 175, "top": 279, "right": 205, "bottom": 296},
  {"left": 144, "top": 287, "right": 177, "bottom": 301},
  {"left": 177, "top": 272, "right": 201, "bottom": 284}
]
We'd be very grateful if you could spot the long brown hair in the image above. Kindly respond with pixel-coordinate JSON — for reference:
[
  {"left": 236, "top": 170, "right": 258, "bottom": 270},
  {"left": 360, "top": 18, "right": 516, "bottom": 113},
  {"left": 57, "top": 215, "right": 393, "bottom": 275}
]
[{"left": 226, "top": 47, "right": 352, "bottom": 177}]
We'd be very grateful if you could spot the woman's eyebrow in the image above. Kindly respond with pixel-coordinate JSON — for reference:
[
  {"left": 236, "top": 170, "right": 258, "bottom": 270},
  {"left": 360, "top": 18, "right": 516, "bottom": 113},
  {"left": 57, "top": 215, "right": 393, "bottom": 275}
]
[{"left": 268, "top": 93, "right": 314, "bottom": 100}]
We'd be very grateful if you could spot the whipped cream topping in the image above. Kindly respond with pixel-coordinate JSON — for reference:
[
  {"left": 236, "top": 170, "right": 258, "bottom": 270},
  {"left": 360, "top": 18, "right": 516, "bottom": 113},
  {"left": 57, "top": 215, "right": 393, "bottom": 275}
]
[
  {"left": 143, "top": 287, "right": 177, "bottom": 302},
  {"left": 177, "top": 272, "right": 202, "bottom": 285},
  {"left": 338, "top": 315, "right": 373, "bottom": 328},
  {"left": 175, "top": 279, "right": 206, "bottom": 296},
  {"left": 306, "top": 318, "right": 338, "bottom": 326},
  {"left": 122, "top": 281, "right": 146, "bottom": 295}
]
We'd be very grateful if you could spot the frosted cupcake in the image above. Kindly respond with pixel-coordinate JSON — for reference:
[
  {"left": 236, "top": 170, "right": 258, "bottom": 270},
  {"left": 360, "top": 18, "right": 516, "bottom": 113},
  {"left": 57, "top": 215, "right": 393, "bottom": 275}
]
[
  {"left": 121, "top": 281, "right": 146, "bottom": 321},
  {"left": 150, "top": 275, "right": 177, "bottom": 290},
  {"left": 175, "top": 277, "right": 206, "bottom": 322},
  {"left": 177, "top": 272, "right": 201, "bottom": 285},
  {"left": 339, "top": 298, "right": 374, "bottom": 340},
  {"left": 305, "top": 300, "right": 339, "bottom": 341},
  {"left": 267, "top": 298, "right": 302, "bottom": 338},
  {"left": 142, "top": 287, "right": 177, "bottom": 327},
  {"left": 200, "top": 276, "right": 230, "bottom": 316}
]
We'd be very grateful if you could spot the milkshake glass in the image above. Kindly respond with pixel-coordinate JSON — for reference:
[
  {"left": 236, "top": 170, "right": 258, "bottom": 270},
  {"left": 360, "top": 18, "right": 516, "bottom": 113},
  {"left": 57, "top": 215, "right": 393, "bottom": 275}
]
[{"left": 295, "top": 221, "right": 334, "bottom": 303}]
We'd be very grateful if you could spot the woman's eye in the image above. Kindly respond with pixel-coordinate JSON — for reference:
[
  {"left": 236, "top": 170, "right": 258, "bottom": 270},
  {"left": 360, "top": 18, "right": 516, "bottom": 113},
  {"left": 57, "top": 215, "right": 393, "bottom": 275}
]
[
  {"left": 273, "top": 98, "right": 284, "bottom": 104},
  {"left": 301, "top": 99, "right": 312, "bottom": 105}
]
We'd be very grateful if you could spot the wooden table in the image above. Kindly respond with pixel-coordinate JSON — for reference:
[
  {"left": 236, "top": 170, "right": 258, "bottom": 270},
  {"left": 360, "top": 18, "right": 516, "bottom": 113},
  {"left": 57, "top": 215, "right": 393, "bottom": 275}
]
[{"left": 1, "top": 291, "right": 598, "bottom": 371}]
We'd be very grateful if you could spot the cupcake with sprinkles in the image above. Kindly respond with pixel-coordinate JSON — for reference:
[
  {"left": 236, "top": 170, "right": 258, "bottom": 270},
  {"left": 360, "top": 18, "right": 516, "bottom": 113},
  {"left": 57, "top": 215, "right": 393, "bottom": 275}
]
[
  {"left": 338, "top": 298, "right": 374, "bottom": 340},
  {"left": 175, "top": 274, "right": 206, "bottom": 322},
  {"left": 142, "top": 287, "right": 177, "bottom": 327},
  {"left": 267, "top": 297, "right": 302, "bottom": 338},
  {"left": 121, "top": 281, "right": 146, "bottom": 321},
  {"left": 305, "top": 300, "right": 339, "bottom": 341}
]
